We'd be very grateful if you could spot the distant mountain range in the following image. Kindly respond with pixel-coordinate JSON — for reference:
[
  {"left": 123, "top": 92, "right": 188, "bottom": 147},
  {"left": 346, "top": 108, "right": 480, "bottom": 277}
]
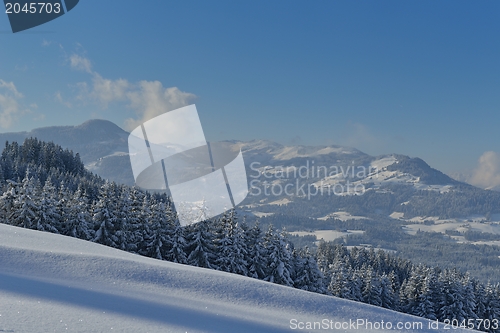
[{"left": 1, "top": 119, "right": 498, "bottom": 225}]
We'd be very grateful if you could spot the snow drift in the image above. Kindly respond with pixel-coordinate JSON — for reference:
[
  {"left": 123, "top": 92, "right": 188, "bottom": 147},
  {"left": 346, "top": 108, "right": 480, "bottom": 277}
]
[{"left": 0, "top": 224, "right": 473, "bottom": 332}]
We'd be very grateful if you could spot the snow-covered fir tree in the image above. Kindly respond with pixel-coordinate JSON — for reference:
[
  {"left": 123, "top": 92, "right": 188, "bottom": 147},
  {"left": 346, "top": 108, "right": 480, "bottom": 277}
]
[
  {"left": 215, "top": 209, "right": 248, "bottom": 276},
  {"left": 0, "top": 180, "right": 18, "bottom": 224},
  {"left": 361, "top": 266, "right": 382, "bottom": 306},
  {"left": 263, "top": 226, "right": 294, "bottom": 286},
  {"left": 35, "top": 177, "right": 60, "bottom": 233},
  {"left": 92, "top": 181, "right": 120, "bottom": 248},
  {"left": 293, "top": 247, "right": 325, "bottom": 293},
  {"left": 185, "top": 220, "right": 217, "bottom": 269},
  {"left": 245, "top": 222, "right": 267, "bottom": 279},
  {"left": 380, "top": 274, "right": 397, "bottom": 310},
  {"left": 166, "top": 222, "right": 187, "bottom": 263},
  {"left": 438, "top": 269, "right": 467, "bottom": 321},
  {"left": 66, "top": 185, "right": 93, "bottom": 240},
  {"left": 12, "top": 171, "right": 38, "bottom": 230},
  {"left": 125, "top": 187, "right": 146, "bottom": 253},
  {"left": 55, "top": 181, "right": 72, "bottom": 234},
  {"left": 411, "top": 269, "right": 438, "bottom": 319},
  {"left": 142, "top": 198, "right": 171, "bottom": 260},
  {"left": 328, "top": 260, "right": 352, "bottom": 298}
]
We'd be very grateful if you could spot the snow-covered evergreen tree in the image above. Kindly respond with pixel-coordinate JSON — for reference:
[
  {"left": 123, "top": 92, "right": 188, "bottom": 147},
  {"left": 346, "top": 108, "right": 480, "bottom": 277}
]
[
  {"left": 0, "top": 180, "right": 19, "bottom": 224},
  {"left": 12, "top": 171, "right": 38, "bottom": 230},
  {"left": 462, "top": 273, "right": 479, "bottom": 321},
  {"left": 263, "top": 226, "right": 294, "bottom": 287},
  {"left": 125, "top": 187, "right": 146, "bottom": 253},
  {"left": 438, "top": 269, "right": 467, "bottom": 321},
  {"left": 328, "top": 260, "right": 352, "bottom": 298},
  {"left": 361, "top": 266, "right": 382, "bottom": 307},
  {"left": 92, "top": 181, "right": 120, "bottom": 248},
  {"left": 35, "top": 178, "right": 60, "bottom": 233},
  {"left": 136, "top": 194, "right": 153, "bottom": 256},
  {"left": 401, "top": 265, "right": 426, "bottom": 314},
  {"left": 66, "top": 186, "right": 93, "bottom": 240},
  {"left": 164, "top": 210, "right": 188, "bottom": 264},
  {"left": 481, "top": 283, "right": 500, "bottom": 332},
  {"left": 316, "top": 240, "right": 336, "bottom": 276},
  {"left": 349, "top": 269, "right": 364, "bottom": 302},
  {"left": 294, "top": 247, "right": 325, "bottom": 293},
  {"left": 380, "top": 274, "right": 396, "bottom": 310},
  {"left": 413, "top": 269, "right": 439, "bottom": 320},
  {"left": 185, "top": 220, "right": 216, "bottom": 269},
  {"left": 245, "top": 222, "right": 267, "bottom": 279},
  {"left": 215, "top": 210, "right": 248, "bottom": 276},
  {"left": 114, "top": 186, "right": 133, "bottom": 251},
  {"left": 142, "top": 198, "right": 171, "bottom": 260},
  {"left": 55, "top": 181, "right": 71, "bottom": 234}
]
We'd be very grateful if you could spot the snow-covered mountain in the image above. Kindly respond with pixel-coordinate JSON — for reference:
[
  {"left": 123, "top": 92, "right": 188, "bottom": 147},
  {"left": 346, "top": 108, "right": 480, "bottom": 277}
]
[
  {"left": 0, "top": 119, "right": 129, "bottom": 163},
  {"left": 0, "top": 223, "right": 469, "bottom": 332},
  {"left": 0, "top": 120, "right": 457, "bottom": 190},
  {"left": 0, "top": 120, "right": 497, "bottom": 225},
  {"left": 0, "top": 120, "right": 134, "bottom": 184}
]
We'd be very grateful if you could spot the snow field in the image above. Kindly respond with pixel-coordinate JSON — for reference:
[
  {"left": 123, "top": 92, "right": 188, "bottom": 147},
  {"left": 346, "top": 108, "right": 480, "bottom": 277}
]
[{"left": 0, "top": 224, "right": 475, "bottom": 332}]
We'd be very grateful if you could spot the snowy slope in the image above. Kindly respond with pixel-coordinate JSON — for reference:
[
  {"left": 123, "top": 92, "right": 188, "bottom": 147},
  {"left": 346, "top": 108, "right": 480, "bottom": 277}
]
[{"left": 0, "top": 225, "right": 474, "bottom": 332}]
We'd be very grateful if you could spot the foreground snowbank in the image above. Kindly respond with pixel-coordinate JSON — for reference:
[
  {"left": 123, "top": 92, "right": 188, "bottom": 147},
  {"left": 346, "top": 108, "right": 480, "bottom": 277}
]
[{"left": 0, "top": 224, "right": 472, "bottom": 332}]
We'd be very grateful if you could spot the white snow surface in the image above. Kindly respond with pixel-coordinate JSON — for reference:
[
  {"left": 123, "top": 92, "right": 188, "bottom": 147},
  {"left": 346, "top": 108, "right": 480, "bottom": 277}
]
[
  {"left": 272, "top": 146, "right": 356, "bottom": 160},
  {"left": 291, "top": 230, "right": 365, "bottom": 242},
  {"left": 310, "top": 155, "right": 452, "bottom": 194},
  {"left": 318, "top": 211, "right": 368, "bottom": 221},
  {"left": 370, "top": 156, "right": 398, "bottom": 170},
  {"left": 0, "top": 224, "right": 473, "bottom": 332}
]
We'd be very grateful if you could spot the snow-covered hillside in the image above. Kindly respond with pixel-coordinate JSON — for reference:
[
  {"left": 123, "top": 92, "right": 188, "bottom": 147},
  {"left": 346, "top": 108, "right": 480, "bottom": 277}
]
[{"left": 0, "top": 224, "right": 472, "bottom": 332}]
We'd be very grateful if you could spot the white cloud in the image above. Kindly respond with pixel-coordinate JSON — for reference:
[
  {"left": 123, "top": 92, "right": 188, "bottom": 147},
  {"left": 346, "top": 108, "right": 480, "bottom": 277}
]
[
  {"left": 90, "top": 74, "right": 130, "bottom": 108},
  {"left": 70, "top": 54, "right": 92, "bottom": 74},
  {"left": 469, "top": 151, "right": 500, "bottom": 189},
  {"left": 125, "top": 81, "right": 196, "bottom": 130},
  {"left": 0, "top": 79, "right": 29, "bottom": 129},
  {"left": 0, "top": 94, "right": 22, "bottom": 128},
  {"left": 69, "top": 54, "right": 197, "bottom": 129},
  {"left": 0, "top": 79, "right": 23, "bottom": 98}
]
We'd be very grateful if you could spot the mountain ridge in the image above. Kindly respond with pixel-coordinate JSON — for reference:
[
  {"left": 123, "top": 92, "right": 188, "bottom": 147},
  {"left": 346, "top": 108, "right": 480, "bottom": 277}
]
[
  {"left": 0, "top": 119, "right": 491, "bottom": 224},
  {"left": 0, "top": 119, "right": 129, "bottom": 164},
  {"left": 0, "top": 120, "right": 455, "bottom": 184}
]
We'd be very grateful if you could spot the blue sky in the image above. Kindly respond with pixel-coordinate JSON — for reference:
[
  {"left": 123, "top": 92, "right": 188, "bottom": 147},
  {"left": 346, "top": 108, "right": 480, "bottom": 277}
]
[{"left": 1, "top": 0, "right": 499, "bottom": 177}]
